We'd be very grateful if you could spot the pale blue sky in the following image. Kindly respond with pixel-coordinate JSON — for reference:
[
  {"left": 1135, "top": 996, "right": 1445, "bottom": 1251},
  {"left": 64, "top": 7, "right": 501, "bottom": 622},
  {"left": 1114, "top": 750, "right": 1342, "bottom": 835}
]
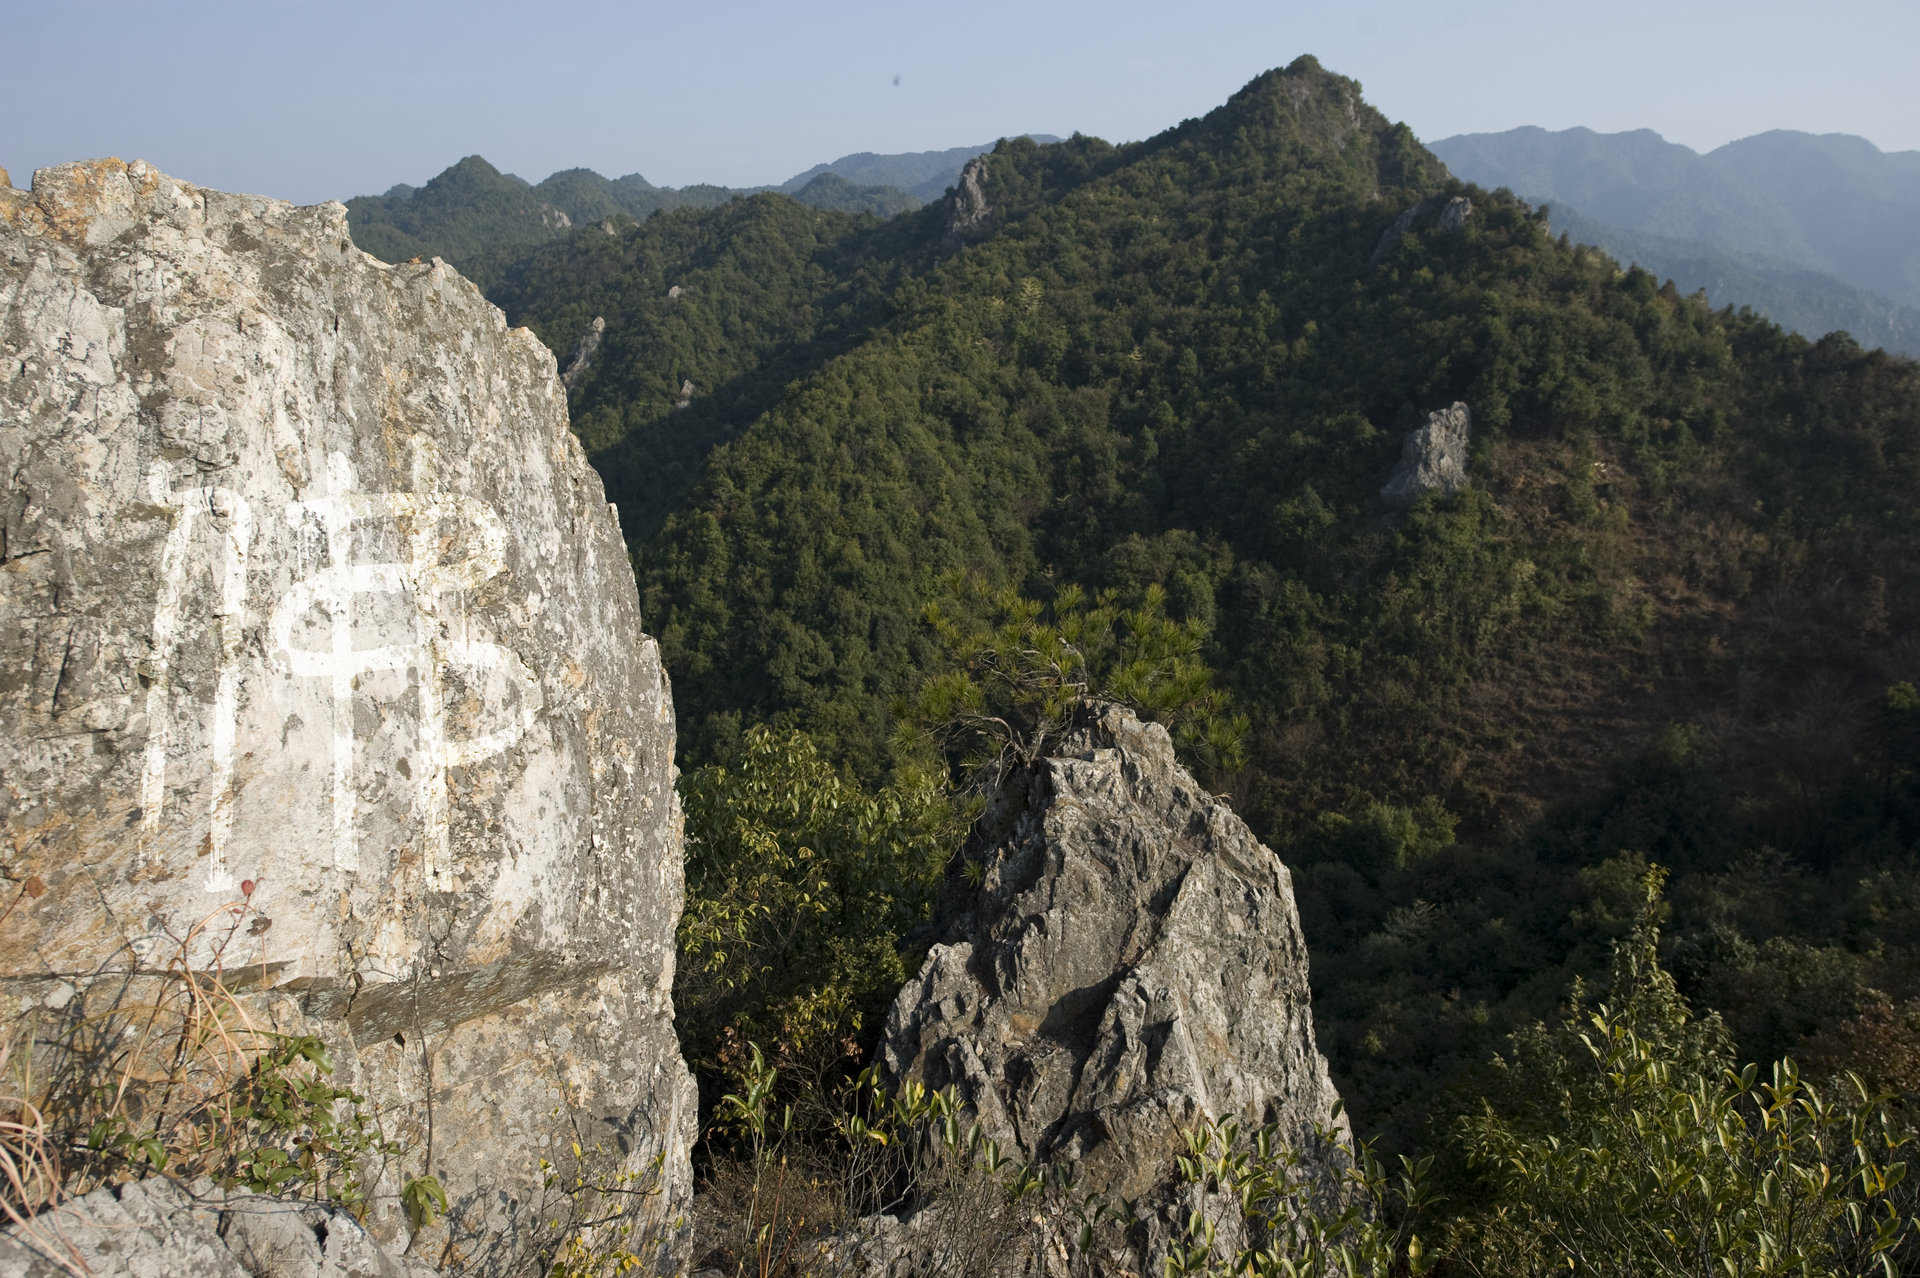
[{"left": 4, "top": 0, "right": 1914, "bottom": 205}]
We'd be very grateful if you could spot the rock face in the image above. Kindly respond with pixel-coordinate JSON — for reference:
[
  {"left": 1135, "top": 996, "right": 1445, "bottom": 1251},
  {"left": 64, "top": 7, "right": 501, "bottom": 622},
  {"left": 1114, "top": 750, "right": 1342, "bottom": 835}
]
[
  {"left": 0, "top": 161, "right": 694, "bottom": 1271},
  {"left": 947, "top": 156, "right": 991, "bottom": 241},
  {"left": 878, "top": 703, "right": 1344, "bottom": 1258},
  {"left": 1435, "top": 194, "right": 1473, "bottom": 233},
  {"left": 560, "top": 316, "right": 604, "bottom": 391},
  {"left": 0, "top": 1179, "right": 431, "bottom": 1278},
  {"left": 1380, "top": 401, "right": 1473, "bottom": 508}
]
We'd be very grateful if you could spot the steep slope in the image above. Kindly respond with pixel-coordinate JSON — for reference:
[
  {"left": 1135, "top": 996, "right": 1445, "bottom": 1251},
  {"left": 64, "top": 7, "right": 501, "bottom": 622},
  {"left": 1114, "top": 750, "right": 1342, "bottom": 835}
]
[
  {"left": 487, "top": 193, "right": 936, "bottom": 539},
  {"left": 482, "top": 58, "right": 1920, "bottom": 1147}
]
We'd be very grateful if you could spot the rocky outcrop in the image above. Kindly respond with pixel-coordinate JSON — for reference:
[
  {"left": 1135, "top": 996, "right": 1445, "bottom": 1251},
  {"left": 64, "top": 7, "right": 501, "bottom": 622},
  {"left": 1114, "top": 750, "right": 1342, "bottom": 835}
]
[
  {"left": 0, "top": 1179, "right": 432, "bottom": 1278},
  {"left": 946, "top": 156, "right": 991, "bottom": 241},
  {"left": 0, "top": 161, "right": 694, "bottom": 1271},
  {"left": 1380, "top": 401, "right": 1473, "bottom": 508},
  {"left": 560, "top": 315, "right": 604, "bottom": 391},
  {"left": 1436, "top": 195, "right": 1473, "bottom": 233},
  {"left": 877, "top": 703, "right": 1345, "bottom": 1266}
]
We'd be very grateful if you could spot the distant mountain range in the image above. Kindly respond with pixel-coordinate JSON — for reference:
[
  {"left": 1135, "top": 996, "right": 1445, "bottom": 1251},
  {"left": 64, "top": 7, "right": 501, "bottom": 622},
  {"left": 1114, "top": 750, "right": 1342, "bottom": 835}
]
[
  {"left": 349, "top": 126, "right": 1920, "bottom": 359},
  {"left": 344, "top": 138, "right": 1060, "bottom": 287},
  {"left": 1431, "top": 126, "right": 1920, "bottom": 356}
]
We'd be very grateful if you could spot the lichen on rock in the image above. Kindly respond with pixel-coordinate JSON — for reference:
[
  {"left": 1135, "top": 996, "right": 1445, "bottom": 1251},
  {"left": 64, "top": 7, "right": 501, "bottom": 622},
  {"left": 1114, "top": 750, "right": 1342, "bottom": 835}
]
[{"left": 0, "top": 159, "right": 695, "bottom": 1273}]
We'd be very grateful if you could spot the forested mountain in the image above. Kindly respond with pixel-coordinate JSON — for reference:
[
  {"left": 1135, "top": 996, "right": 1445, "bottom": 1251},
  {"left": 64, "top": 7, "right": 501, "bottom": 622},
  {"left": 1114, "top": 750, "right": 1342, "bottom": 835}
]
[
  {"left": 346, "top": 156, "right": 736, "bottom": 287},
  {"left": 1434, "top": 125, "right": 1920, "bottom": 351},
  {"left": 345, "top": 154, "right": 916, "bottom": 288},
  {"left": 344, "top": 139, "right": 1065, "bottom": 291},
  {"left": 438, "top": 58, "right": 1920, "bottom": 1153}
]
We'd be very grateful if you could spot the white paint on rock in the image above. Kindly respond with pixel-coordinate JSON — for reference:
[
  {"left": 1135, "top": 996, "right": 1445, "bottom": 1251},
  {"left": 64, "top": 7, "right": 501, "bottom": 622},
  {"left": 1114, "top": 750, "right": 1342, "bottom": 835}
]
[{"left": 0, "top": 159, "right": 695, "bottom": 1274}]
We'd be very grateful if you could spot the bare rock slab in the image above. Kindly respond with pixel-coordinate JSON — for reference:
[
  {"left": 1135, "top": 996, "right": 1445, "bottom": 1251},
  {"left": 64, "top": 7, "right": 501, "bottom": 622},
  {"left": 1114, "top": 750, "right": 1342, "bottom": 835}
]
[{"left": 0, "top": 161, "right": 694, "bottom": 1271}]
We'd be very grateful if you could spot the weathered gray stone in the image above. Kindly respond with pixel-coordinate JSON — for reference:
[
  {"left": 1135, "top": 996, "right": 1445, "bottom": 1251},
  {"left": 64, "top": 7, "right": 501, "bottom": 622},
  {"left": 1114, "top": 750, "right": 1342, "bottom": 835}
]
[
  {"left": 0, "top": 1181, "right": 437, "bottom": 1278},
  {"left": 0, "top": 160, "right": 694, "bottom": 1272},
  {"left": 1380, "top": 401, "right": 1473, "bottom": 508},
  {"left": 947, "top": 157, "right": 991, "bottom": 241},
  {"left": 1436, "top": 195, "right": 1473, "bottom": 232},
  {"left": 877, "top": 703, "right": 1345, "bottom": 1268},
  {"left": 559, "top": 316, "right": 604, "bottom": 391},
  {"left": 218, "top": 1195, "right": 325, "bottom": 1278},
  {"left": 0, "top": 1180, "right": 246, "bottom": 1278}
]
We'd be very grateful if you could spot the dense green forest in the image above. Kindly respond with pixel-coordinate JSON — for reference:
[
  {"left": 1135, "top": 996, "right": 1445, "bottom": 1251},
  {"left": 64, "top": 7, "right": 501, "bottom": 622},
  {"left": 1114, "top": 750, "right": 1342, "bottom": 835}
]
[{"left": 364, "top": 57, "right": 1920, "bottom": 1165}]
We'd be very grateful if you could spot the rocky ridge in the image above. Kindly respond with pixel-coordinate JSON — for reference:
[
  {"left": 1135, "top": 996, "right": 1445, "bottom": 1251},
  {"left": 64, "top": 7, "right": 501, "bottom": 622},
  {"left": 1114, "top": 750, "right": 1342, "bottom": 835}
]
[{"left": 1, "top": 160, "right": 693, "bottom": 1273}]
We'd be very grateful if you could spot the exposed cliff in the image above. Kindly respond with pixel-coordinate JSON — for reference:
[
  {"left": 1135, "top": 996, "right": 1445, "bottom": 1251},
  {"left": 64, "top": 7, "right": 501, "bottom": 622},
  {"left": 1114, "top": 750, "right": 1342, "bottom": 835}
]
[
  {"left": 946, "top": 156, "right": 992, "bottom": 242},
  {"left": 876, "top": 702, "right": 1345, "bottom": 1267},
  {"left": 1380, "top": 401, "right": 1472, "bottom": 509},
  {"left": 0, "top": 161, "right": 694, "bottom": 1272}
]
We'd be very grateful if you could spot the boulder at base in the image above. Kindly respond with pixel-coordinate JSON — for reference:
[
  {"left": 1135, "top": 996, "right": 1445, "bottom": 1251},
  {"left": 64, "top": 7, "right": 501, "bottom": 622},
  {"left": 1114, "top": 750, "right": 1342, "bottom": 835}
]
[
  {"left": 0, "top": 161, "right": 694, "bottom": 1272},
  {"left": 0, "top": 1178, "right": 434, "bottom": 1278},
  {"left": 877, "top": 702, "right": 1346, "bottom": 1267}
]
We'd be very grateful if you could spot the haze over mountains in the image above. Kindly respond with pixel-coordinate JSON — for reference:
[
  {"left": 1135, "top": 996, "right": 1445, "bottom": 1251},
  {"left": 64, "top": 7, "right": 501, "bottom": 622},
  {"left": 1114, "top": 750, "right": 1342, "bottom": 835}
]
[
  {"left": 345, "top": 138, "right": 1059, "bottom": 288},
  {"left": 1433, "top": 126, "right": 1920, "bottom": 356},
  {"left": 350, "top": 122, "right": 1920, "bottom": 359}
]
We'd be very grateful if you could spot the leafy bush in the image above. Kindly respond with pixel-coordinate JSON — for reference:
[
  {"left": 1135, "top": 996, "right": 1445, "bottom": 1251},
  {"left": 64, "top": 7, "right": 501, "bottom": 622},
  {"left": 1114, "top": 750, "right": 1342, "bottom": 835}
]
[
  {"left": 900, "top": 574, "right": 1248, "bottom": 789},
  {"left": 677, "top": 726, "right": 958, "bottom": 1127},
  {"left": 1167, "top": 1113, "right": 1437, "bottom": 1277},
  {"left": 1, "top": 890, "right": 442, "bottom": 1265},
  {"left": 1448, "top": 870, "right": 1920, "bottom": 1276}
]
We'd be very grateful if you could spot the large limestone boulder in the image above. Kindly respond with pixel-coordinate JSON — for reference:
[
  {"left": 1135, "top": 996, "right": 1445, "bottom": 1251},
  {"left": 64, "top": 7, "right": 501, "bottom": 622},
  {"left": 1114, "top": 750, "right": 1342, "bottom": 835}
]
[
  {"left": 1380, "top": 401, "right": 1472, "bottom": 509},
  {"left": 0, "top": 161, "right": 694, "bottom": 1271},
  {"left": 877, "top": 703, "right": 1345, "bottom": 1264}
]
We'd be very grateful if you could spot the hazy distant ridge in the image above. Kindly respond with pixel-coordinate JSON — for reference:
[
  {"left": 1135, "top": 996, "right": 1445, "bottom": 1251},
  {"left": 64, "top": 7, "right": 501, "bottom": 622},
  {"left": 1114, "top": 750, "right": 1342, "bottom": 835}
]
[
  {"left": 1432, "top": 126, "right": 1920, "bottom": 355},
  {"left": 344, "top": 138, "right": 1057, "bottom": 284}
]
